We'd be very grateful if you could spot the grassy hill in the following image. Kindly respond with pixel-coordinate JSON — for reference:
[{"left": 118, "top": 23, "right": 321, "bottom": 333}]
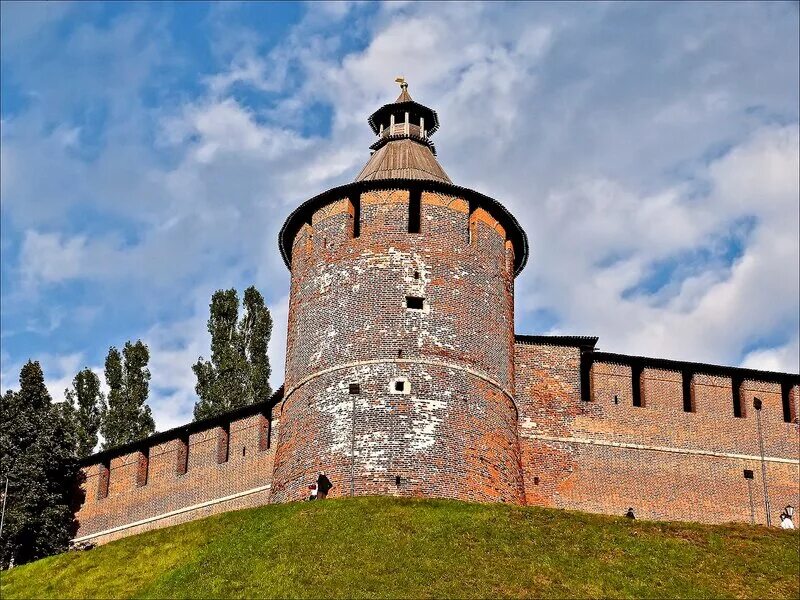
[{"left": 1, "top": 497, "right": 797, "bottom": 599}]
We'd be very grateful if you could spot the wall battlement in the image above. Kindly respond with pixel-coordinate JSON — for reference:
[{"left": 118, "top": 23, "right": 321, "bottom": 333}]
[
  {"left": 515, "top": 338, "right": 798, "bottom": 524},
  {"left": 73, "top": 391, "right": 282, "bottom": 545}
]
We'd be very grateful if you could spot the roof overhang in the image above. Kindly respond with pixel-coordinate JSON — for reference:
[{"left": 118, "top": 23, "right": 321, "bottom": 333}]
[
  {"left": 278, "top": 178, "right": 530, "bottom": 276},
  {"left": 515, "top": 335, "right": 599, "bottom": 349},
  {"left": 80, "top": 386, "right": 285, "bottom": 467},
  {"left": 367, "top": 100, "right": 440, "bottom": 136},
  {"left": 590, "top": 352, "right": 800, "bottom": 384}
]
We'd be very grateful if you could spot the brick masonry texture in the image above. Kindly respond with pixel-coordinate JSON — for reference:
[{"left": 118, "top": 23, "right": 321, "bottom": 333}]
[
  {"left": 71, "top": 158, "right": 799, "bottom": 542},
  {"left": 515, "top": 341, "right": 799, "bottom": 524},
  {"left": 272, "top": 189, "right": 522, "bottom": 504},
  {"left": 74, "top": 413, "right": 278, "bottom": 544}
]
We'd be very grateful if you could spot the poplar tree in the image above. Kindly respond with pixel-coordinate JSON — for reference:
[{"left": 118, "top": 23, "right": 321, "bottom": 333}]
[
  {"left": 100, "top": 341, "right": 155, "bottom": 450},
  {"left": 0, "top": 361, "right": 79, "bottom": 567},
  {"left": 64, "top": 368, "right": 104, "bottom": 458},
  {"left": 242, "top": 286, "right": 273, "bottom": 404},
  {"left": 193, "top": 286, "right": 272, "bottom": 420}
]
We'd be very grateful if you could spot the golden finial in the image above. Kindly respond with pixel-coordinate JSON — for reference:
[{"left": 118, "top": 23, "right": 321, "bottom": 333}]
[{"left": 395, "top": 76, "right": 408, "bottom": 89}]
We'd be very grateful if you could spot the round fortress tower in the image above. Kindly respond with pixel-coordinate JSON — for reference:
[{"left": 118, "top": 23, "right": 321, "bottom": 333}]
[{"left": 270, "top": 81, "right": 529, "bottom": 503}]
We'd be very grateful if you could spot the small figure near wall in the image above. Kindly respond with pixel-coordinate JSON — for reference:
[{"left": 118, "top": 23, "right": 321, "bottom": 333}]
[
  {"left": 317, "top": 472, "right": 333, "bottom": 500},
  {"left": 308, "top": 482, "right": 318, "bottom": 501},
  {"left": 779, "top": 512, "right": 794, "bottom": 529},
  {"left": 625, "top": 507, "right": 636, "bottom": 519}
]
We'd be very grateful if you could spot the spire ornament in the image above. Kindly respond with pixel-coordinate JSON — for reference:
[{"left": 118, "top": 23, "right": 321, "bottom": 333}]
[{"left": 357, "top": 81, "right": 450, "bottom": 183}]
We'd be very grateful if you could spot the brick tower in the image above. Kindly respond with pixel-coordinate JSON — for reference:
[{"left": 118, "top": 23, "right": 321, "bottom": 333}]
[{"left": 270, "top": 81, "right": 529, "bottom": 503}]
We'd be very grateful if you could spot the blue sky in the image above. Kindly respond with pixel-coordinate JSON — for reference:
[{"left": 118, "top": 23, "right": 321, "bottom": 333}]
[{"left": 2, "top": 1, "right": 798, "bottom": 431}]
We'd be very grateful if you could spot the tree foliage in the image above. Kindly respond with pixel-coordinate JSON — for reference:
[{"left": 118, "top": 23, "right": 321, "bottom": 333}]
[
  {"left": 193, "top": 286, "right": 272, "bottom": 420},
  {"left": 100, "top": 341, "right": 155, "bottom": 450},
  {"left": 64, "top": 368, "right": 104, "bottom": 458},
  {"left": 0, "top": 361, "right": 80, "bottom": 568}
]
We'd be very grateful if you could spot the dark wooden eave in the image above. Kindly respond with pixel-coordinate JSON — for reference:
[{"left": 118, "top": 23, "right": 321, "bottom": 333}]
[
  {"left": 79, "top": 386, "right": 285, "bottom": 467},
  {"left": 515, "top": 335, "right": 599, "bottom": 349},
  {"left": 367, "top": 100, "right": 440, "bottom": 136},
  {"left": 278, "top": 178, "right": 530, "bottom": 276},
  {"left": 590, "top": 352, "right": 799, "bottom": 384}
]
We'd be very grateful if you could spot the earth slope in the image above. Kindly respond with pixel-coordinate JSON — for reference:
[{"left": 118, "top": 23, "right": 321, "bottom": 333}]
[{"left": 1, "top": 497, "right": 797, "bottom": 599}]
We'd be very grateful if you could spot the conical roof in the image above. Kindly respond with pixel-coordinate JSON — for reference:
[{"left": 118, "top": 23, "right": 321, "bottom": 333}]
[
  {"left": 356, "top": 81, "right": 450, "bottom": 183},
  {"left": 356, "top": 137, "right": 452, "bottom": 182},
  {"left": 395, "top": 83, "right": 413, "bottom": 103}
]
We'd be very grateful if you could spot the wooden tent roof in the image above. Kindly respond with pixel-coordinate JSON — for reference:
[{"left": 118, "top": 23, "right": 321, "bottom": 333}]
[
  {"left": 356, "top": 137, "right": 452, "bottom": 183},
  {"left": 359, "top": 82, "right": 450, "bottom": 183},
  {"left": 395, "top": 83, "right": 413, "bottom": 103}
]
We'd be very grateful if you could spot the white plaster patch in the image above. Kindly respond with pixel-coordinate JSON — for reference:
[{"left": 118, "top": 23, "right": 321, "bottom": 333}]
[
  {"left": 357, "top": 430, "right": 389, "bottom": 473},
  {"left": 319, "top": 385, "right": 354, "bottom": 454},
  {"left": 519, "top": 416, "right": 539, "bottom": 434},
  {"left": 410, "top": 395, "right": 446, "bottom": 451}
]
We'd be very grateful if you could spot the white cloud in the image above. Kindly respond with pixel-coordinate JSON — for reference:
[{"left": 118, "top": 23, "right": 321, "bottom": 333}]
[{"left": 742, "top": 335, "right": 800, "bottom": 373}]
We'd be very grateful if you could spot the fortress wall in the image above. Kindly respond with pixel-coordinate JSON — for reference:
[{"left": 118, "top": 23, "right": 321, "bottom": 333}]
[
  {"left": 515, "top": 340, "right": 800, "bottom": 524},
  {"left": 275, "top": 188, "right": 521, "bottom": 503},
  {"left": 74, "top": 411, "right": 278, "bottom": 545}
]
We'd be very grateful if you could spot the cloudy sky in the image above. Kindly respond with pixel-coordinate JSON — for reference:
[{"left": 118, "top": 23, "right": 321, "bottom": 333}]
[{"left": 1, "top": 1, "right": 798, "bottom": 431}]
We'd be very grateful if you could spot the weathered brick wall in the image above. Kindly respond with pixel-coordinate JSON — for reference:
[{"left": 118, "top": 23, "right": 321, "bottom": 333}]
[
  {"left": 273, "top": 188, "right": 523, "bottom": 503},
  {"left": 74, "top": 413, "right": 279, "bottom": 544},
  {"left": 515, "top": 340, "right": 800, "bottom": 524}
]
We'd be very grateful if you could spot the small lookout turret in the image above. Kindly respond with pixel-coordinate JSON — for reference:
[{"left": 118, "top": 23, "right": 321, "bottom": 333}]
[{"left": 357, "top": 79, "right": 451, "bottom": 183}]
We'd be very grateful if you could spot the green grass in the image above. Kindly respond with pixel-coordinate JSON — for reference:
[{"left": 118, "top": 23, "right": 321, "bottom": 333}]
[{"left": 1, "top": 497, "right": 797, "bottom": 599}]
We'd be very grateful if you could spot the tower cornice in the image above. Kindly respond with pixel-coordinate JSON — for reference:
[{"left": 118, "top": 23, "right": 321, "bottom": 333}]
[{"left": 277, "top": 177, "right": 530, "bottom": 276}]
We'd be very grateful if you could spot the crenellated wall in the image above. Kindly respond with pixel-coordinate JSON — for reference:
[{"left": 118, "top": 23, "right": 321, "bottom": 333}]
[
  {"left": 515, "top": 338, "right": 800, "bottom": 525},
  {"left": 73, "top": 400, "right": 280, "bottom": 545}
]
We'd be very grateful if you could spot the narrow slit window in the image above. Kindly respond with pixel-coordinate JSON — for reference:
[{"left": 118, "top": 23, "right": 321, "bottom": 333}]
[
  {"left": 682, "top": 371, "right": 695, "bottom": 413},
  {"left": 732, "top": 376, "right": 745, "bottom": 418},
  {"left": 408, "top": 189, "right": 421, "bottom": 233},
  {"left": 258, "top": 412, "right": 271, "bottom": 451},
  {"left": 632, "top": 364, "right": 645, "bottom": 407},
  {"left": 136, "top": 448, "right": 149, "bottom": 487},
  {"left": 781, "top": 382, "right": 796, "bottom": 423},
  {"left": 349, "top": 383, "right": 361, "bottom": 395},
  {"left": 467, "top": 200, "right": 477, "bottom": 245},
  {"left": 177, "top": 433, "right": 190, "bottom": 475},
  {"left": 352, "top": 194, "right": 361, "bottom": 238},
  {"left": 580, "top": 352, "right": 593, "bottom": 402},
  {"left": 98, "top": 459, "right": 111, "bottom": 499},
  {"left": 406, "top": 296, "right": 424, "bottom": 310},
  {"left": 217, "top": 424, "right": 230, "bottom": 464}
]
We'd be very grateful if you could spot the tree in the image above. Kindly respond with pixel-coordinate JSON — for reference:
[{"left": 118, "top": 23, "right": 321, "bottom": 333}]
[
  {"left": 100, "top": 341, "right": 155, "bottom": 450},
  {"left": 242, "top": 286, "right": 273, "bottom": 405},
  {"left": 193, "top": 286, "right": 272, "bottom": 420},
  {"left": 64, "top": 368, "right": 104, "bottom": 458},
  {"left": 0, "top": 361, "right": 80, "bottom": 568}
]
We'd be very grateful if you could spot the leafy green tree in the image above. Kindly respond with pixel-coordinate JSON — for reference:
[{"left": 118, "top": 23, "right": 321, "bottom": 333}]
[
  {"left": 0, "top": 361, "right": 80, "bottom": 568},
  {"left": 193, "top": 286, "right": 272, "bottom": 420},
  {"left": 100, "top": 341, "right": 155, "bottom": 450},
  {"left": 64, "top": 368, "right": 104, "bottom": 458},
  {"left": 242, "top": 286, "right": 273, "bottom": 405}
]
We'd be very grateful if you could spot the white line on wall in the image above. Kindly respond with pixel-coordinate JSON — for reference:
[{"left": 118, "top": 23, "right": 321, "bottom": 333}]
[
  {"left": 527, "top": 434, "right": 799, "bottom": 465},
  {"left": 72, "top": 484, "right": 272, "bottom": 543}
]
